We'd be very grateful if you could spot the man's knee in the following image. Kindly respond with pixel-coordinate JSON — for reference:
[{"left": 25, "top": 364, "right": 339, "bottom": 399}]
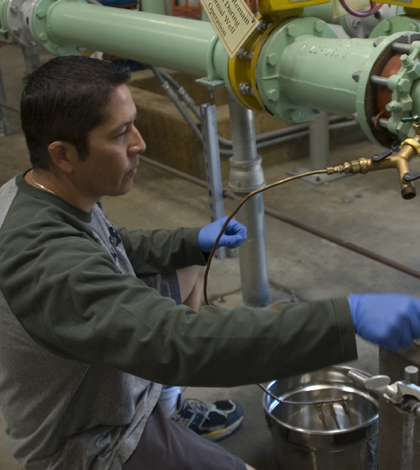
[{"left": 176, "top": 265, "right": 205, "bottom": 306}]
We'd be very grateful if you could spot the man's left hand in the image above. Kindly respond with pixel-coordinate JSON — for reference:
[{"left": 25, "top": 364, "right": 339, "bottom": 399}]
[{"left": 198, "top": 217, "right": 247, "bottom": 252}]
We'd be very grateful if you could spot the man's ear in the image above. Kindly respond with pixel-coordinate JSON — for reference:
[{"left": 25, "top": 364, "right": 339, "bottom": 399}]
[{"left": 47, "top": 141, "right": 79, "bottom": 174}]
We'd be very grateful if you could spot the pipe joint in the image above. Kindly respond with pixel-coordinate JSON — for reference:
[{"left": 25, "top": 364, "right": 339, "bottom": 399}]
[{"left": 228, "top": 156, "right": 267, "bottom": 194}]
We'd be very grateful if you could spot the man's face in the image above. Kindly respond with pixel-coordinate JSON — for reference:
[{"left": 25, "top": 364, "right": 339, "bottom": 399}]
[{"left": 71, "top": 84, "right": 145, "bottom": 200}]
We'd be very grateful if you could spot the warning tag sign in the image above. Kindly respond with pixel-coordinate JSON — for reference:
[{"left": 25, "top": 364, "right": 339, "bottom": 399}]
[{"left": 200, "top": 0, "right": 260, "bottom": 58}]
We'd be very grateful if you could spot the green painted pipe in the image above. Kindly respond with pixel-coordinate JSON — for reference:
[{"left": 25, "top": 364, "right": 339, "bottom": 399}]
[
  {"left": 4, "top": 0, "right": 419, "bottom": 143},
  {"left": 304, "top": 2, "right": 335, "bottom": 23},
  {"left": 141, "top": 0, "right": 165, "bottom": 15},
  {"left": 44, "top": 3, "right": 228, "bottom": 79},
  {"left": 276, "top": 37, "right": 369, "bottom": 118}
]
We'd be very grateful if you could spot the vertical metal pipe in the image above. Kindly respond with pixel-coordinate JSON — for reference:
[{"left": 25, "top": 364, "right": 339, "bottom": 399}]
[
  {"left": 228, "top": 95, "right": 271, "bottom": 307},
  {"left": 200, "top": 103, "right": 226, "bottom": 260},
  {"left": 309, "top": 113, "right": 330, "bottom": 170},
  {"left": 401, "top": 366, "right": 419, "bottom": 470},
  {"left": 21, "top": 45, "right": 40, "bottom": 73},
  {"left": 0, "top": 62, "right": 11, "bottom": 137}
]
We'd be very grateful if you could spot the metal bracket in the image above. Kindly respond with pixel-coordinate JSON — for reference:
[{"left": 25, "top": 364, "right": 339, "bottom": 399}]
[
  {"left": 200, "top": 103, "right": 227, "bottom": 260},
  {"left": 195, "top": 78, "right": 225, "bottom": 89}
]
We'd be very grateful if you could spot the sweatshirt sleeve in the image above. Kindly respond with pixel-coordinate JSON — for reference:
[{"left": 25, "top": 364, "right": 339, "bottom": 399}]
[
  {"left": 117, "top": 226, "right": 207, "bottom": 275},
  {"left": 0, "top": 195, "right": 357, "bottom": 388}
]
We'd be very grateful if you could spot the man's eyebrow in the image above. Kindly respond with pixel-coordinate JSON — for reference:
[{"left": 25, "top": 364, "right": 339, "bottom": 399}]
[{"left": 111, "top": 115, "right": 137, "bottom": 132}]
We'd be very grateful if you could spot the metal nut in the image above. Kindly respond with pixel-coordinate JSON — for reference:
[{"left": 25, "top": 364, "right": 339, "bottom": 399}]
[
  {"left": 10, "top": 5, "right": 18, "bottom": 14},
  {"left": 386, "top": 101, "right": 402, "bottom": 112},
  {"left": 382, "top": 20, "right": 392, "bottom": 34},
  {"left": 239, "top": 82, "right": 253, "bottom": 95},
  {"left": 397, "top": 78, "right": 411, "bottom": 92},
  {"left": 266, "top": 53, "right": 278, "bottom": 66},
  {"left": 267, "top": 89, "right": 280, "bottom": 102},
  {"left": 12, "top": 27, "right": 22, "bottom": 35},
  {"left": 286, "top": 24, "right": 297, "bottom": 37}
]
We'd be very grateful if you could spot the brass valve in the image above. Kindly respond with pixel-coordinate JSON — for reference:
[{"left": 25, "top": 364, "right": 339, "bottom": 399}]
[{"left": 327, "top": 122, "right": 420, "bottom": 200}]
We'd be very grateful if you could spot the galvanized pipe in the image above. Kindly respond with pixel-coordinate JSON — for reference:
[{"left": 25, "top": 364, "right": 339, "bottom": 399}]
[
  {"left": 21, "top": 45, "right": 40, "bottom": 73},
  {"left": 228, "top": 96, "right": 271, "bottom": 307},
  {"left": 401, "top": 366, "right": 419, "bottom": 470},
  {"left": 0, "top": 62, "right": 11, "bottom": 136},
  {"left": 46, "top": 4, "right": 228, "bottom": 79},
  {"left": 309, "top": 113, "right": 330, "bottom": 170}
]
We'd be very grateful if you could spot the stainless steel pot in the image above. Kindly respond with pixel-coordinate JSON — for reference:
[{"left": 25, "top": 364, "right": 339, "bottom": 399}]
[{"left": 263, "top": 365, "right": 379, "bottom": 470}]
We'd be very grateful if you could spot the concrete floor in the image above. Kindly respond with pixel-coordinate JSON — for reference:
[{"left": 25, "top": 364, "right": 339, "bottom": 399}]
[{"left": 1, "top": 40, "right": 420, "bottom": 470}]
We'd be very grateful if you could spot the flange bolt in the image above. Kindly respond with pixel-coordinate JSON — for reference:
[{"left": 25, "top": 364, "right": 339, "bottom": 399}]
[
  {"left": 36, "top": 9, "right": 46, "bottom": 18},
  {"left": 286, "top": 24, "right": 297, "bottom": 37},
  {"left": 386, "top": 101, "right": 402, "bottom": 112},
  {"left": 10, "top": 5, "right": 18, "bottom": 14},
  {"left": 266, "top": 53, "right": 278, "bottom": 66},
  {"left": 397, "top": 78, "right": 411, "bottom": 92},
  {"left": 314, "top": 21, "right": 325, "bottom": 33},
  {"left": 239, "top": 82, "right": 253, "bottom": 95},
  {"left": 382, "top": 20, "right": 392, "bottom": 33},
  {"left": 401, "top": 54, "right": 414, "bottom": 68},
  {"left": 13, "top": 27, "right": 21, "bottom": 35},
  {"left": 267, "top": 89, "right": 280, "bottom": 102}
]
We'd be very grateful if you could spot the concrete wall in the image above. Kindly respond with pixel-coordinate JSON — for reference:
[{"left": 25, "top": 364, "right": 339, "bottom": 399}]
[{"left": 129, "top": 68, "right": 368, "bottom": 180}]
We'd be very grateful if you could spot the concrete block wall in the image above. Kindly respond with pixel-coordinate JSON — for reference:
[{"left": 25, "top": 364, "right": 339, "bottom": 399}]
[{"left": 129, "top": 69, "right": 369, "bottom": 181}]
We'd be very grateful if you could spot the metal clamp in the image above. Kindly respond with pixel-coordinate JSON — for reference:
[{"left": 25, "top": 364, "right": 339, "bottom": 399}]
[{"left": 348, "top": 368, "right": 420, "bottom": 414}]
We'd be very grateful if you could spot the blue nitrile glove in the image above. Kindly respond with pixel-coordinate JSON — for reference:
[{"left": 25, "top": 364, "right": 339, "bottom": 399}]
[
  {"left": 348, "top": 293, "right": 420, "bottom": 352},
  {"left": 198, "top": 217, "right": 247, "bottom": 252}
]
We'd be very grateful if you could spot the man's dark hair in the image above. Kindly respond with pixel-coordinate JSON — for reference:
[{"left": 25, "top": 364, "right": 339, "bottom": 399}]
[{"left": 21, "top": 55, "right": 131, "bottom": 169}]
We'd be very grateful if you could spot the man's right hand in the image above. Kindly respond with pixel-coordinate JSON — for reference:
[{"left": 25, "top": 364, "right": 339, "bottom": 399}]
[{"left": 348, "top": 293, "right": 420, "bottom": 351}]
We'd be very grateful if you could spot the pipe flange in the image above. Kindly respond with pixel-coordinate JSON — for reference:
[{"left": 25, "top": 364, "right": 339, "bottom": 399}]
[
  {"left": 370, "top": 16, "right": 420, "bottom": 39},
  {"left": 386, "top": 40, "right": 420, "bottom": 139},
  {"left": 354, "top": 32, "right": 420, "bottom": 148},
  {"left": 31, "top": 0, "right": 86, "bottom": 56},
  {"left": 228, "top": 11, "right": 301, "bottom": 113},
  {"left": 255, "top": 17, "right": 337, "bottom": 122},
  {"left": 4, "top": 0, "right": 41, "bottom": 48}
]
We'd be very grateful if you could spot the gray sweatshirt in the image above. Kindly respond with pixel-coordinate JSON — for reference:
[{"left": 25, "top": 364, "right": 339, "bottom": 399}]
[{"left": 0, "top": 173, "right": 357, "bottom": 469}]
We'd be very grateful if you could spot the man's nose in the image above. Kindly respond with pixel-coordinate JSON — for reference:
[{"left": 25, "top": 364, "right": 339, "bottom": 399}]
[{"left": 130, "top": 126, "right": 146, "bottom": 155}]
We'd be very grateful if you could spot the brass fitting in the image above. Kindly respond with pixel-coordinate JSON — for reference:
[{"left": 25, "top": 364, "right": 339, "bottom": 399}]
[
  {"left": 327, "top": 158, "right": 370, "bottom": 176},
  {"left": 327, "top": 131, "right": 420, "bottom": 200}
]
